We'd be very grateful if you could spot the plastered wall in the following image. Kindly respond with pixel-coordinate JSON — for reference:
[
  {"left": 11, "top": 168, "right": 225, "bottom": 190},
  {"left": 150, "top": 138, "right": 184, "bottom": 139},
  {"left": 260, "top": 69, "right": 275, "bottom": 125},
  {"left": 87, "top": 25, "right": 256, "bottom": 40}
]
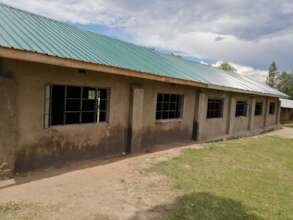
[{"left": 0, "top": 58, "right": 280, "bottom": 174}]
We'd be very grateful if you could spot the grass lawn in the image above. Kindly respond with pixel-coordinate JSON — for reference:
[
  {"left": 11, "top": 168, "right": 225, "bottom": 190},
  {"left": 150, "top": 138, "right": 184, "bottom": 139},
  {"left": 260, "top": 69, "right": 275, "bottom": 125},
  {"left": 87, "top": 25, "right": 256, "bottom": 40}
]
[
  {"left": 0, "top": 202, "right": 50, "bottom": 220},
  {"left": 283, "top": 123, "right": 293, "bottom": 128},
  {"left": 153, "top": 136, "right": 293, "bottom": 220}
]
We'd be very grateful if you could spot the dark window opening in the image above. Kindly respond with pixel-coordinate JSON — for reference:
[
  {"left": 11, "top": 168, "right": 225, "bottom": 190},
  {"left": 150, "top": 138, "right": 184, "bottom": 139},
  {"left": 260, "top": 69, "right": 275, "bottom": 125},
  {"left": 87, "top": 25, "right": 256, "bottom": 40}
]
[
  {"left": 255, "top": 102, "right": 263, "bottom": 116},
  {"left": 49, "top": 85, "right": 108, "bottom": 126},
  {"left": 51, "top": 85, "right": 65, "bottom": 125},
  {"left": 235, "top": 101, "right": 248, "bottom": 117},
  {"left": 156, "top": 93, "right": 183, "bottom": 120},
  {"left": 269, "top": 102, "right": 275, "bottom": 115},
  {"left": 207, "top": 99, "right": 223, "bottom": 119}
]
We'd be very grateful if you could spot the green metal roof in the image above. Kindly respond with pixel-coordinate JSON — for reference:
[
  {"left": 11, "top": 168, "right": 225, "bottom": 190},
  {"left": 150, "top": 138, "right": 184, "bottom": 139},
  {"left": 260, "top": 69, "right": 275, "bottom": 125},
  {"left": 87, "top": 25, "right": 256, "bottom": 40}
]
[{"left": 0, "top": 3, "right": 286, "bottom": 97}]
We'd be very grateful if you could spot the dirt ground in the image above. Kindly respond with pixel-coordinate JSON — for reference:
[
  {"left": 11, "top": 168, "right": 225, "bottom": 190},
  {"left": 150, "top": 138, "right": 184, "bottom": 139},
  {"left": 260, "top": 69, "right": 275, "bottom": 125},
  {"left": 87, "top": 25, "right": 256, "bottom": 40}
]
[
  {"left": 0, "top": 127, "right": 292, "bottom": 220},
  {"left": 0, "top": 141, "right": 203, "bottom": 220},
  {"left": 265, "top": 126, "right": 293, "bottom": 139}
]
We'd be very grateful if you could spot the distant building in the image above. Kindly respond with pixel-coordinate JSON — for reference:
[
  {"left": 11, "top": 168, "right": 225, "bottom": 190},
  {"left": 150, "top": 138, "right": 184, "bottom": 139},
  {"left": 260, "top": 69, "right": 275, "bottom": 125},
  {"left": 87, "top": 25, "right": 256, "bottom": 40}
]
[
  {"left": 280, "top": 99, "right": 293, "bottom": 122},
  {"left": 0, "top": 3, "right": 286, "bottom": 178}
]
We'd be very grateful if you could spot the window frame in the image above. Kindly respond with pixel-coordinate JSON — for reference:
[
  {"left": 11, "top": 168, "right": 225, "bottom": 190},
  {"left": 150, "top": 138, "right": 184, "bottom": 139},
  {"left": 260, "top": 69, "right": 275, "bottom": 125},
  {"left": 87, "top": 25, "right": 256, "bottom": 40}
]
[
  {"left": 46, "top": 84, "right": 110, "bottom": 127},
  {"left": 206, "top": 98, "right": 224, "bottom": 119},
  {"left": 235, "top": 101, "right": 248, "bottom": 117},
  {"left": 155, "top": 93, "right": 184, "bottom": 121},
  {"left": 269, "top": 102, "right": 276, "bottom": 115},
  {"left": 254, "top": 102, "right": 263, "bottom": 116}
]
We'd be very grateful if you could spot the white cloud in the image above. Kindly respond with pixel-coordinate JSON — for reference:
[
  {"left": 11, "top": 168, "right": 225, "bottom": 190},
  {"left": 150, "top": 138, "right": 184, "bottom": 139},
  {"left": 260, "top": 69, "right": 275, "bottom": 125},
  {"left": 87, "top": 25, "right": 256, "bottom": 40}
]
[
  {"left": 137, "top": 30, "right": 293, "bottom": 70},
  {"left": 213, "top": 61, "right": 268, "bottom": 83},
  {"left": 200, "top": 60, "right": 209, "bottom": 66}
]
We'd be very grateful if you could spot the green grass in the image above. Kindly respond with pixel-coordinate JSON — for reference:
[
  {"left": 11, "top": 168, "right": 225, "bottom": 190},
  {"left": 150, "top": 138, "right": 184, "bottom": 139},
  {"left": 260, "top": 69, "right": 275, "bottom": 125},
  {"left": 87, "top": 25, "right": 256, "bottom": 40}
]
[
  {"left": 153, "top": 136, "right": 293, "bottom": 220},
  {"left": 0, "top": 202, "right": 39, "bottom": 220},
  {"left": 0, "top": 202, "right": 59, "bottom": 220},
  {"left": 283, "top": 123, "right": 293, "bottom": 128}
]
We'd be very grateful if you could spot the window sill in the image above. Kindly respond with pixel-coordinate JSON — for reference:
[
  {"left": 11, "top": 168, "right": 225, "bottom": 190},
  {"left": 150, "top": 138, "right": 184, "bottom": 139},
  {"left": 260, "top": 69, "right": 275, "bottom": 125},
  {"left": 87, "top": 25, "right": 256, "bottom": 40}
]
[
  {"left": 46, "top": 122, "right": 109, "bottom": 129},
  {"left": 206, "top": 117, "right": 224, "bottom": 120},
  {"left": 235, "top": 116, "right": 247, "bottom": 119},
  {"left": 155, "top": 118, "right": 183, "bottom": 124}
]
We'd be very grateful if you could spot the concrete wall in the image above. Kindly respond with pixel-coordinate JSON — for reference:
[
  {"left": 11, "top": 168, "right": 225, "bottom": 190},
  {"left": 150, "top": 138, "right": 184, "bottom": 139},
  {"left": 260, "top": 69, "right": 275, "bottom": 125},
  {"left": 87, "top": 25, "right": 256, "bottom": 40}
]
[
  {"left": 232, "top": 96, "right": 250, "bottom": 135},
  {"left": 0, "top": 58, "right": 281, "bottom": 175},
  {"left": 1, "top": 59, "right": 197, "bottom": 172},
  {"left": 141, "top": 82, "right": 195, "bottom": 147},
  {"left": 281, "top": 108, "right": 293, "bottom": 122},
  {"left": 197, "top": 92, "right": 230, "bottom": 141},
  {"left": 265, "top": 98, "right": 279, "bottom": 128},
  {"left": 129, "top": 86, "right": 144, "bottom": 153},
  {"left": 2, "top": 59, "right": 131, "bottom": 171},
  {"left": 0, "top": 61, "right": 17, "bottom": 178},
  {"left": 253, "top": 97, "right": 266, "bottom": 130},
  {"left": 196, "top": 93, "right": 280, "bottom": 142}
]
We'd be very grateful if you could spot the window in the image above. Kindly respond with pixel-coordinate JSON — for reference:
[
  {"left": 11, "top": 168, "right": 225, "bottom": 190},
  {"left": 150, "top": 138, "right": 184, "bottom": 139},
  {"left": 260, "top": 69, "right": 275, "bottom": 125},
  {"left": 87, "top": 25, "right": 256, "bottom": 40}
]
[
  {"left": 207, "top": 99, "right": 223, "bottom": 118},
  {"left": 269, "top": 102, "right": 275, "bottom": 114},
  {"left": 49, "top": 85, "right": 108, "bottom": 126},
  {"left": 156, "top": 93, "right": 183, "bottom": 120},
  {"left": 235, "top": 101, "right": 248, "bottom": 117},
  {"left": 255, "top": 102, "right": 263, "bottom": 116}
]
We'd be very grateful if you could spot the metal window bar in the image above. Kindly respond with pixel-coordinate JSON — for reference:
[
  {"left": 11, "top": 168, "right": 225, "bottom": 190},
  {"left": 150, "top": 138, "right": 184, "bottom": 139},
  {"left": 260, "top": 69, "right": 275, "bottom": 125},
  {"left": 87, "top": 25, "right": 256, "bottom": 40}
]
[
  {"left": 255, "top": 102, "right": 263, "bottom": 116},
  {"left": 79, "top": 87, "right": 83, "bottom": 123},
  {"left": 156, "top": 94, "right": 182, "bottom": 120},
  {"left": 207, "top": 99, "right": 223, "bottom": 118},
  {"left": 48, "top": 85, "right": 108, "bottom": 126},
  {"left": 236, "top": 101, "right": 248, "bottom": 117}
]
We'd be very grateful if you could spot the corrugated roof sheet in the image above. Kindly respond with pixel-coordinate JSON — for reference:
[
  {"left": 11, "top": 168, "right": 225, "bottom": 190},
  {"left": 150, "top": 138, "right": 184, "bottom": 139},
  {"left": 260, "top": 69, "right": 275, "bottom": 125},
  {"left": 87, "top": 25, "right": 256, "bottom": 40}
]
[
  {"left": 0, "top": 3, "right": 286, "bottom": 97},
  {"left": 281, "top": 99, "right": 293, "bottom": 109}
]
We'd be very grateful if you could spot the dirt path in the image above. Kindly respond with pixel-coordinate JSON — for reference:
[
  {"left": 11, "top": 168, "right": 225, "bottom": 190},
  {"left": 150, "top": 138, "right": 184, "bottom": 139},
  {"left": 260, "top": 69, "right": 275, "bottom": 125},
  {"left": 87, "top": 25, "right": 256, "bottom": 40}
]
[
  {"left": 0, "top": 127, "right": 292, "bottom": 220},
  {"left": 0, "top": 142, "right": 202, "bottom": 220},
  {"left": 265, "top": 126, "right": 293, "bottom": 139}
]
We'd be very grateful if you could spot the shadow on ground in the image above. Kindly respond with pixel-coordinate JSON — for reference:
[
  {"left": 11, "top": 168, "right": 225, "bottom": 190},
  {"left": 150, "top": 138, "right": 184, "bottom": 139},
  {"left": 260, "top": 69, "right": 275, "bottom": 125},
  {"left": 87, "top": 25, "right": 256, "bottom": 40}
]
[
  {"left": 129, "top": 192, "right": 263, "bottom": 220},
  {"left": 0, "top": 141, "right": 194, "bottom": 189}
]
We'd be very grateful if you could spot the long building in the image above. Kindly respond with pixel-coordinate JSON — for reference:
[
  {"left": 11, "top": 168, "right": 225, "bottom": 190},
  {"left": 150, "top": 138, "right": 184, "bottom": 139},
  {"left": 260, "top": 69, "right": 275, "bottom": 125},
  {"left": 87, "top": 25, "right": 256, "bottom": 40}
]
[{"left": 0, "top": 3, "right": 286, "bottom": 178}]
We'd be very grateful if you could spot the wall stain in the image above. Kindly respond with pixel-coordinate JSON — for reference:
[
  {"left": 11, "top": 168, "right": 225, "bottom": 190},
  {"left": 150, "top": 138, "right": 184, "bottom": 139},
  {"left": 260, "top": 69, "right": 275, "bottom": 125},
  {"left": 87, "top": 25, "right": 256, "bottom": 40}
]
[
  {"left": 15, "top": 126, "right": 129, "bottom": 172},
  {"left": 142, "top": 125, "right": 191, "bottom": 149}
]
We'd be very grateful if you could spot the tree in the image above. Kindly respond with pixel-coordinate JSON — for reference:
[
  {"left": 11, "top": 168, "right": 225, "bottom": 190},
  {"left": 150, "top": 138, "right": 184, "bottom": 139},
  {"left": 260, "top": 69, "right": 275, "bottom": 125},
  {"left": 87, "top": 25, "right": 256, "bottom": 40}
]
[
  {"left": 278, "top": 71, "right": 290, "bottom": 92},
  {"left": 218, "top": 62, "right": 237, "bottom": 73},
  {"left": 265, "top": 62, "right": 293, "bottom": 99},
  {"left": 277, "top": 71, "right": 293, "bottom": 99},
  {"left": 288, "top": 75, "right": 293, "bottom": 99},
  {"left": 266, "top": 62, "right": 279, "bottom": 88}
]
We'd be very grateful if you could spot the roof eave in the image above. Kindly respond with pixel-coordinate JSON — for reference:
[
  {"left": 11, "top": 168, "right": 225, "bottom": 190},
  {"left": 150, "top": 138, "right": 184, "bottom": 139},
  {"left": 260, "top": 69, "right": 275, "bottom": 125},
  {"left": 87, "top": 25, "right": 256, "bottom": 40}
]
[
  {"left": 0, "top": 46, "right": 208, "bottom": 88},
  {"left": 208, "top": 84, "right": 287, "bottom": 98},
  {"left": 0, "top": 46, "right": 285, "bottom": 98}
]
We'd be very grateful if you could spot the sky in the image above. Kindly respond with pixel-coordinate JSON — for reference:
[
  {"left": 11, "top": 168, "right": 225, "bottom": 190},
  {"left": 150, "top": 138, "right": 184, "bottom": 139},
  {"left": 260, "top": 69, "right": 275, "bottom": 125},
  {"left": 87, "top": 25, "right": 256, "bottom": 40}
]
[{"left": 1, "top": 0, "right": 293, "bottom": 82}]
